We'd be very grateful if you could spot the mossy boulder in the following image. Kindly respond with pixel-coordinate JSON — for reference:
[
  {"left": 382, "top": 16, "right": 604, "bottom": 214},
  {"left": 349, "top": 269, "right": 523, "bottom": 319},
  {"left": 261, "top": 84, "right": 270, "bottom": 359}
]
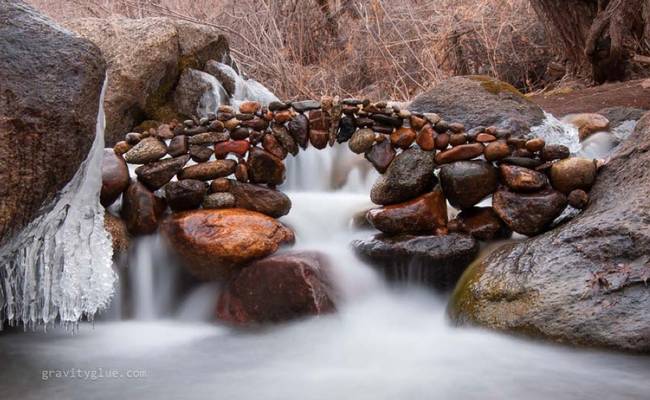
[
  {"left": 408, "top": 75, "right": 545, "bottom": 133},
  {"left": 65, "top": 17, "right": 234, "bottom": 145},
  {"left": 449, "top": 112, "right": 650, "bottom": 353}
]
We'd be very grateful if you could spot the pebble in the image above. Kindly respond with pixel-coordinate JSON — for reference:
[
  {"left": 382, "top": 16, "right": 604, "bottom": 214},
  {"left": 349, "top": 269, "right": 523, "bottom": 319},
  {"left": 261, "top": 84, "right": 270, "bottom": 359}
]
[
  {"left": 177, "top": 160, "right": 237, "bottom": 181},
  {"left": 476, "top": 133, "right": 497, "bottom": 143},
  {"left": 348, "top": 129, "right": 376, "bottom": 154},
  {"left": 435, "top": 143, "right": 484, "bottom": 164},
  {"left": 224, "top": 118, "right": 241, "bottom": 131},
  {"left": 113, "top": 141, "right": 131, "bottom": 156},
  {"left": 390, "top": 127, "right": 416, "bottom": 149},
  {"left": 484, "top": 141, "right": 511, "bottom": 161},
  {"left": 165, "top": 179, "right": 207, "bottom": 212},
  {"left": 210, "top": 178, "right": 231, "bottom": 193},
  {"left": 568, "top": 189, "right": 589, "bottom": 209},
  {"left": 203, "top": 192, "right": 236, "bottom": 209},
  {"left": 167, "top": 135, "right": 188, "bottom": 157},
  {"left": 123, "top": 137, "right": 167, "bottom": 164},
  {"left": 337, "top": 116, "right": 356, "bottom": 143},
  {"left": 263, "top": 133, "right": 288, "bottom": 159},
  {"left": 435, "top": 132, "right": 450, "bottom": 150},
  {"left": 269, "top": 101, "right": 290, "bottom": 111},
  {"left": 541, "top": 144, "right": 570, "bottom": 161},
  {"left": 239, "top": 101, "right": 261, "bottom": 114},
  {"left": 188, "top": 131, "right": 230, "bottom": 145},
  {"left": 292, "top": 100, "right": 321, "bottom": 113},
  {"left": 525, "top": 138, "right": 545, "bottom": 152},
  {"left": 416, "top": 125, "right": 436, "bottom": 151},
  {"left": 499, "top": 164, "right": 548, "bottom": 192},
  {"left": 189, "top": 145, "right": 213, "bottom": 163},
  {"left": 449, "top": 133, "right": 467, "bottom": 146},
  {"left": 125, "top": 132, "right": 142, "bottom": 145},
  {"left": 309, "top": 129, "right": 330, "bottom": 150}
]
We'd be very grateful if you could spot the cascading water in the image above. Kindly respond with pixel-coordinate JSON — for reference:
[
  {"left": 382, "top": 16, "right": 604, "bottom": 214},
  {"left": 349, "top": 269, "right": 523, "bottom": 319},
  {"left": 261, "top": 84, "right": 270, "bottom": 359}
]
[
  {"left": 1, "top": 75, "right": 648, "bottom": 399},
  {"left": 0, "top": 78, "right": 115, "bottom": 329}
]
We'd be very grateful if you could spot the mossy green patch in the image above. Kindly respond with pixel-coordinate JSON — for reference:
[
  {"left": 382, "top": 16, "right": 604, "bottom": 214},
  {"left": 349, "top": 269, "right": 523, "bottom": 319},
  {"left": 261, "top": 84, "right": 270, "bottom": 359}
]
[{"left": 468, "top": 75, "right": 528, "bottom": 99}]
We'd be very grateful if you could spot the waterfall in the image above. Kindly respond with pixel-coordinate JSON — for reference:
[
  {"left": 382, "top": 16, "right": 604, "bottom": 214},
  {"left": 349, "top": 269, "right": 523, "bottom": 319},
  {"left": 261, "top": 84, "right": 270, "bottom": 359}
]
[
  {"left": 0, "top": 78, "right": 116, "bottom": 329},
  {"left": 530, "top": 112, "right": 581, "bottom": 153}
]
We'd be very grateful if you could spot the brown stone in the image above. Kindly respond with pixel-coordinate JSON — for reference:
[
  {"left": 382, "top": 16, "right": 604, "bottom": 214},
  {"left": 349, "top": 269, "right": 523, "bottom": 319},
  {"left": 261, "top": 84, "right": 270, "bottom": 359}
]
[
  {"left": 161, "top": 209, "right": 295, "bottom": 280},
  {"left": 416, "top": 124, "right": 436, "bottom": 151},
  {"left": 435, "top": 143, "right": 484, "bottom": 164},
  {"left": 188, "top": 131, "right": 229, "bottom": 145},
  {"left": 247, "top": 147, "right": 286, "bottom": 185},
  {"left": 367, "top": 187, "right": 447, "bottom": 235},
  {"left": 568, "top": 189, "right": 589, "bottom": 209},
  {"left": 224, "top": 118, "right": 240, "bottom": 131},
  {"left": 449, "top": 133, "right": 467, "bottom": 146},
  {"left": 525, "top": 137, "right": 545, "bottom": 152},
  {"left": 123, "top": 137, "right": 167, "bottom": 164},
  {"left": 390, "top": 127, "right": 416, "bottom": 149},
  {"left": 549, "top": 157, "right": 597, "bottom": 194},
  {"left": 272, "top": 124, "right": 299, "bottom": 156},
  {"left": 274, "top": 110, "right": 293, "bottom": 123},
  {"left": 492, "top": 187, "right": 567, "bottom": 236},
  {"left": 210, "top": 178, "right": 231, "bottom": 193},
  {"left": 499, "top": 164, "right": 549, "bottom": 192},
  {"left": 439, "top": 160, "right": 497, "bottom": 209},
  {"left": 101, "top": 149, "right": 130, "bottom": 207},
  {"left": 135, "top": 154, "right": 190, "bottom": 190},
  {"left": 309, "top": 109, "right": 330, "bottom": 131},
  {"left": 167, "top": 135, "right": 188, "bottom": 157},
  {"left": 239, "top": 101, "right": 261, "bottom": 114},
  {"left": 230, "top": 127, "right": 250, "bottom": 140},
  {"left": 164, "top": 179, "right": 207, "bottom": 211},
  {"left": 410, "top": 115, "right": 427, "bottom": 130},
  {"left": 189, "top": 145, "right": 213, "bottom": 162},
  {"left": 156, "top": 124, "right": 174, "bottom": 140},
  {"left": 453, "top": 207, "right": 511, "bottom": 241},
  {"left": 309, "top": 129, "right": 330, "bottom": 150},
  {"left": 120, "top": 181, "right": 166, "bottom": 235},
  {"left": 230, "top": 181, "right": 292, "bottom": 217},
  {"left": 214, "top": 140, "right": 249, "bottom": 159},
  {"left": 435, "top": 132, "right": 450, "bottom": 150},
  {"left": 484, "top": 140, "right": 511, "bottom": 161},
  {"left": 287, "top": 113, "right": 310, "bottom": 149},
  {"left": 476, "top": 133, "right": 497, "bottom": 143},
  {"left": 541, "top": 144, "right": 570, "bottom": 161},
  {"left": 104, "top": 213, "right": 129, "bottom": 259},
  {"left": 216, "top": 251, "right": 335, "bottom": 324},
  {"left": 262, "top": 133, "right": 288, "bottom": 159},
  {"left": 113, "top": 141, "right": 131, "bottom": 155},
  {"left": 235, "top": 162, "right": 248, "bottom": 182},
  {"left": 177, "top": 159, "right": 236, "bottom": 181},
  {"left": 365, "top": 140, "right": 396, "bottom": 173}
]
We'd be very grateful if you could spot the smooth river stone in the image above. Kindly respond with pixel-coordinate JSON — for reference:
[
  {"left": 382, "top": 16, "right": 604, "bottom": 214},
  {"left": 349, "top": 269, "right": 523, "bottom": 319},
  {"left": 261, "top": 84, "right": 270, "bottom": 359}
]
[
  {"left": 262, "top": 134, "right": 288, "bottom": 159},
  {"left": 492, "top": 187, "right": 567, "bottom": 236},
  {"left": 435, "top": 143, "right": 484, "bottom": 164},
  {"left": 309, "top": 129, "right": 330, "bottom": 150},
  {"left": 483, "top": 141, "right": 511, "bottom": 161},
  {"left": 367, "top": 187, "right": 447, "bottom": 235},
  {"left": 229, "top": 181, "right": 292, "bottom": 218},
  {"left": 416, "top": 124, "right": 436, "bottom": 151},
  {"left": 452, "top": 206, "right": 511, "bottom": 241},
  {"left": 100, "top": 149, "right": 130, "bottom": 207},
  {"left": 365, "top": 140, "right": 396, "bottom": 174},
  {"left": 123, "top": 137, "right": 167, "bottom": 164},
  {"left": 439, "top": 160, "right": 497, "bottom": 209},
  {"left": 188, "top": 131, "right": 230, "bottom": 145},
  {"left": 164, "top": 179, "right": 207, "bottom": 211},
  {"left": 177, "top": 160, "right": 237, "bottom": 181},
  {"left": 390, "top": 127, "right": 416, "bottom": 149},
  {"left": 214, "top": 140, "right": 249, "bottom": 159},
  {"left": 549, "top": 157, "right": 597, "bottom": 194},
  {"left": 348, "top": 129, "right": 376, "bottom": 154},
  {"left": 135, "top": 154, "right": 190, "bottom": 190},
  {"left": 120, "top": 181, "right": 166, "bottom": 235},
  {"left": 370, "top": 147, "right": 436, "bottom": 205},
  {"left": 189, "top": 145, "right": 213, "bottom": 163},
  {"left": 247, "top": 147, "right": 286, "bottom": 185},
  {"left": 287, "top": 113, "right": 310, "bottom": 149},
  {"left": 272, "top": 125, "right": 298, "bottom": 156},
  {"left": 499, "top": 164, "right": 548, "bottom": 192}
]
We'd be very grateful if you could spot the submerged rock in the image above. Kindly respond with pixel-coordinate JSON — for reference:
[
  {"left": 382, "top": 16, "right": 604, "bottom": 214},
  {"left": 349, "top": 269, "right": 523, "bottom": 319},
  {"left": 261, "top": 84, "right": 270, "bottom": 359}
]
[
  {"left": 352, "top": 233, "right": 479, "bottom": 289},
  {"left": 216, "top": 251, "right": 336, "bottom": 324},
  {"left": 370, "top": 147, "right": 436, "bottom": 205},
  {"left": 161, "top": 209, "right": 294, "bottom": 280}
]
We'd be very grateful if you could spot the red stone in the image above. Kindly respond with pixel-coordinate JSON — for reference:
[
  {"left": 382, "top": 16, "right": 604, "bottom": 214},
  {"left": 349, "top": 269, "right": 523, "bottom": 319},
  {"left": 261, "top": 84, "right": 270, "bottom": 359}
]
[{"left": 214, "top": 140, "right": 250, "bottom": 159}]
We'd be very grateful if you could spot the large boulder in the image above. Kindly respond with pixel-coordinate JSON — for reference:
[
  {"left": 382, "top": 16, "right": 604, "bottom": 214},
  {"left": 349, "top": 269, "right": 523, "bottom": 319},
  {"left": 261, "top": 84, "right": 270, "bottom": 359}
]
[
  {"left": 352, "top": 233, "right": 479, "bottom": 289},
  {"left": 0, "top": 1, "right": 106, "bottom": 247},
  {"left": 408, "top": 75, "right": 545, "bottom": 132},
  {"left": 161, "top": 209, "right": 295, "bottom": 281},
  {"left": 449, "top": 113, "right": 650, "bottom": 352},
  {"left": 216, "top": 251, "right": 336, "bottom": 324},
  {"left": 65, "top": 17, "right": 234, "bottom": 145},
  {"left": 370, "top": 147, "right": 436, "bottom": 205}
]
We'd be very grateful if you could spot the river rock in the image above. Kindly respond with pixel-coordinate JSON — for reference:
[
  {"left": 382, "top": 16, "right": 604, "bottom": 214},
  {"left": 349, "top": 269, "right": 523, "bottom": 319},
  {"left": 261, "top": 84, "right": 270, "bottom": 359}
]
[
  {"left": 408, "top": 75, "right": 544, "bottom": 132},
  {"left": 439, "top": 161, "right": 497, "bottom": 209},
  {"left": 416, "top": 124, "right": 436, "bottom": 151},
  {"left": 161, "top": 209, "right": 295, "bottom": 280},
  {"left": 596, "top": 106, "right": 646, "bottom": 130},
  {"left": 189, "top": 145, "right": 213, "bottom": 163},
  {"left": 263, "top": 133, "right": 287, "bottom": 159},
  {"left": 123, "top": 137, "right": 168, "bottom": 164},
  {"left": 492, "top": 187, "right": 567, "bottom": 236},
  {"left": 549, "top": 157, "right": 597, "bottom": 194},
  {"left": 101, "top": 149, "right": 130, "bottom": 207},
  {"left": 203, "top": 192, "right": 236, "bottom": 209},
  {"left": 541, "top": 144, "right": 570, "bottom": 161},
  {"left": 120, "top": 181, "right": 166, "bottom": 235},
  {"left": 214, "top": 140, "right": 249, "bottom": 159},
  {"left": 452, "top": 207, "right": 511, "bottom": 241},
  {"left": 309, "top": 129, "right": 330, "bottom": 150},
  {"left": 216, "top": 251, "right": 336, "bottom": 324},
  {"left": 367, "top": 187, "right": 447, "bottom": 235},
  {"left": 562, "top": 113, "right": 610, "bottom": 141},
  {"left": 104, "top": 213, "right": 130, "bottom": 259},
  {"left": 370, "top": 147, "right": 436, "bottom": 205},
  {"left": 272, "top": 125, "right": 298, "bottom": 156},
  {"left": 287, "top": 113, "right": 310, "bottom": 149},
  {"left": 365, "top": 140, "right": 396, "bottom": 173},
  {"left": 65, "top": 16, "right": 234, "bottom": 144},
  {"left": 435, "top": 143, "right": 484, "bottom": 164},
  {"left": 449, "top": 113, "right": 650, "bottom": 352},
  {"left": 499, "top": 164, "right": 548, "bottom": 192},
  {"left": 164, "top": 179, "right": 207, "bottom": 211},
  {"left": 178, "top": 159, "right": 236, "bottom": 181},
  {"left": 229, "top": 182, "right": 292, "bottom": 218},
  {"left": 247, "top": 147, "right": 286, "bottom": 185},
  {"left": 484, "top": 141, "right": 511, "bottom": 161},
  {"left": 168, "top": 135, "right": 189, "bottom": 157},
  {"left": 390, "top": 127, "right": 416, "bottom": 149},
  {"left": 135, "top": 155, "right": 190, "bottom": 190},
  {"left": 351, "top": 233, "right": 479, "bottom": 289},
  {"left": 348, "top": 129, "right": 376, "bottom": 154},
  {"left": 568, "top": 189, "right": 590, "bottom": 209}
]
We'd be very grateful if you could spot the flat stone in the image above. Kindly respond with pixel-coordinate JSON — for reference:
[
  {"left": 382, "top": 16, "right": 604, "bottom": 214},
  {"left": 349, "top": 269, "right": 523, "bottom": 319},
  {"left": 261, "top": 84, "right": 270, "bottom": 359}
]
[
  {"left": 177, "top": 159, "right": 236, "bottom": 181},
  {"left": 229, "top": 181, "right": 292, "bottom": 218},
  {"left": 189, "top": 145, "right": 213, "bottom": 163},
  {"left": 292, "top": 100, "right": 321, "bottom": 113},
  {"left": 367, "top": 187, "right": 447, "bottom": 235},
  {"left": 168, "top": 135, "right": 189, "bottom": 157},
  {"left": 135, "top": 154, "right": 190, "bottom": 190},
  {"left": 435, "top": 143, "right": 484, "bottom": 164},
  {"left": 247, "top": 147, "right": 286, "bottom": 185},
  {"left": 203, "top": 192, "right": 236, "bottom": 209},
  {"left": 365, "top": 140, "right": 396, "bottom": 174},
  {"left": 165, "top": 179, "right": 207, "bottom": 211},
  {"left": 123, "top": 137, "right": 167, "bottom": 164},
  {"left": 188, "top": 131, "right": 229, "bottom": 145}
]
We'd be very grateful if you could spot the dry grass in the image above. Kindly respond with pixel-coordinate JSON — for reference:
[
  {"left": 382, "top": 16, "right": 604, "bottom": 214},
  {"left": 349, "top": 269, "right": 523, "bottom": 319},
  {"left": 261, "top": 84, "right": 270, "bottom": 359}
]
[{"left": 28, "top": 0, "right": 552, "bottom": 101}]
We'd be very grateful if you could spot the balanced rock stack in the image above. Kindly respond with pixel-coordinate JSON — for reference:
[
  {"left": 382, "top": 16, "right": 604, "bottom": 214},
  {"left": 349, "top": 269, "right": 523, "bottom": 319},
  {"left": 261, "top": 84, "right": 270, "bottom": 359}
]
[{"left": 101, "top": 96, "right": 600, "bottom": 314}]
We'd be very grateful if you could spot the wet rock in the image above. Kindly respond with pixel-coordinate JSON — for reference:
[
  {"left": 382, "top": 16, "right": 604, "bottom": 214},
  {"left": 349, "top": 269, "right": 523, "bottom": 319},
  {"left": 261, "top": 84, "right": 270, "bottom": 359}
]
[
  {"left": 272, "top": 125, "right": 298, "bottom": 156},
  {"left": 214, "top": 140, "right": 249, "bottom": 159},
  {"left": 435, "top": 143, "right": 484, "bottom": 164},
  {"left": 65, "top": 16, "right": 233, "bottom": 144},
  {"left": 247, "top": 147, "right": 286, "bottom": 185},
  {"left": 348, "top": 128, "right": 376, "bottom": 154},
  {"left": 484, "top": 141, "right": 511, "bottom": 161},
  {"left": 370, "top": 148, "right": 436, "bottom": 205},
  {"left": 210, "top": 178, "right": 231, "bottom": 193},
  {"left": 439, "top": 161, "right": 497, "bottom": 209},
  {"left": 434, "top": 133, "right": 450, "bottom": 150},
  {"left": 156, "top": 124, "right": 174, "bottom": 140},
  {"left": 123, "top": 137, "right": 167, "bottom": 164},
  {"left": 161, "top": 209, "right": 294, "bottom": 280},
  {"left": 104, "top": 213, "right": 130, "bottom": 259},
  {"left": 499, "top": 164, "right": 548, "bottom": 192},
  {"left": 292, "top": 100, "right": 321, "bottom": 113},
  {"left": 168, "top": 135, "right": 189, "bottom": 157},
  {"left": 568, "top": 189, "right": 589, "bottom": 209},
  {"left": 596, "top": 106, "right": 646, "bottom": 130},
  {"left": 113, "top": 141, "right": 131, "bottom": 156},
  {"left": 408, "top": 75, "right": 544, "bottom": 132},
  {"left": 390, "top": 127, "right": 417, "bottom": 149},
  {"left": 188, "top": 131, "right": 230, "bottom": 146},
  {"left": 452, "top": 207, "right": 511, "bottom": 241},
  {"left": 178, "top": 159, "right": 236, "bottom": 181},
  {"left": 216, "top": 251, "right": 336, "bottom": 324},
  {"left": 416, "top": 125, "right": 436, "bottom": 151},
  {"left": 365, "top": 140, "right": 397, "bottom": 174},
  {"left": 476, "top": 133, "right": 497, "bottom": 143},
  {"left": 449, "top": 133, "right": 467, "bottom": 146},
  {"left": 189, "top": 145, "right": 213, "bottom": 163},
  {"left": 230, "top": 182, "right": 292, "bottom": 218},
  {"left": 525, "top": 138, "right": 545, "bottom": 152},
  {"left": 309, "top": 130, "right": 330, "bottom": 150},
  {"left": 204, "top": 60, "right": 236, "bottom": 96},
  {"left": 549, "top": 157, "right": 597, "bottom": 194},
  {"left": 135, "top": 154, "right": 190, "bottom": 190},
  {"left": 235, "top": 162, "right": 248, "bottom": 183},
  {"left": 367, "top": 188, "right": 447, "bottom": 235},
  {"left": 541, "top": 144, "right": 570, "bottom": 161},
  {"left": 239, "top": 101, "right": 260, "bottom": 114},
  {"left": 337, "top": 116, "right": 357, "bottom": 143},
  {"left": 352, "top": 233, "right": 479, "bottom": 289},
  {"left": 203, "top": 192, "right": 236, "bottom": 209},
  {"left": 174, "top": 68, "right": 227, "bottom": 118},
  {"left": 287, "top": 114, "right": 310, "bottom": 149},
  {"left": 101, "top": 149, "right": 130, "bottom": 207},
  {"left": 449, "top": 114, "right": 650, "bottom": 352},
  {"left": 562, "top": 113, "right": 610, "bottom": 141},
  {"left": 121, "top": 181, "right": 166, "bottom": 235},
  {"left": 492, "top": 187, "right": 567, "bottom": 236},
  {"left": 164, "top": 179, "right": 207, "bottom": 211}
]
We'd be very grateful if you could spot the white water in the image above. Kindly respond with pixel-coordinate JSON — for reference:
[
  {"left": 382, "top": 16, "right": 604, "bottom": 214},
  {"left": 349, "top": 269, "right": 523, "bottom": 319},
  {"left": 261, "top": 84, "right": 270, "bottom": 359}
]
[{"left": 0, "top": 79, "right": 115, "bottom": 328}]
